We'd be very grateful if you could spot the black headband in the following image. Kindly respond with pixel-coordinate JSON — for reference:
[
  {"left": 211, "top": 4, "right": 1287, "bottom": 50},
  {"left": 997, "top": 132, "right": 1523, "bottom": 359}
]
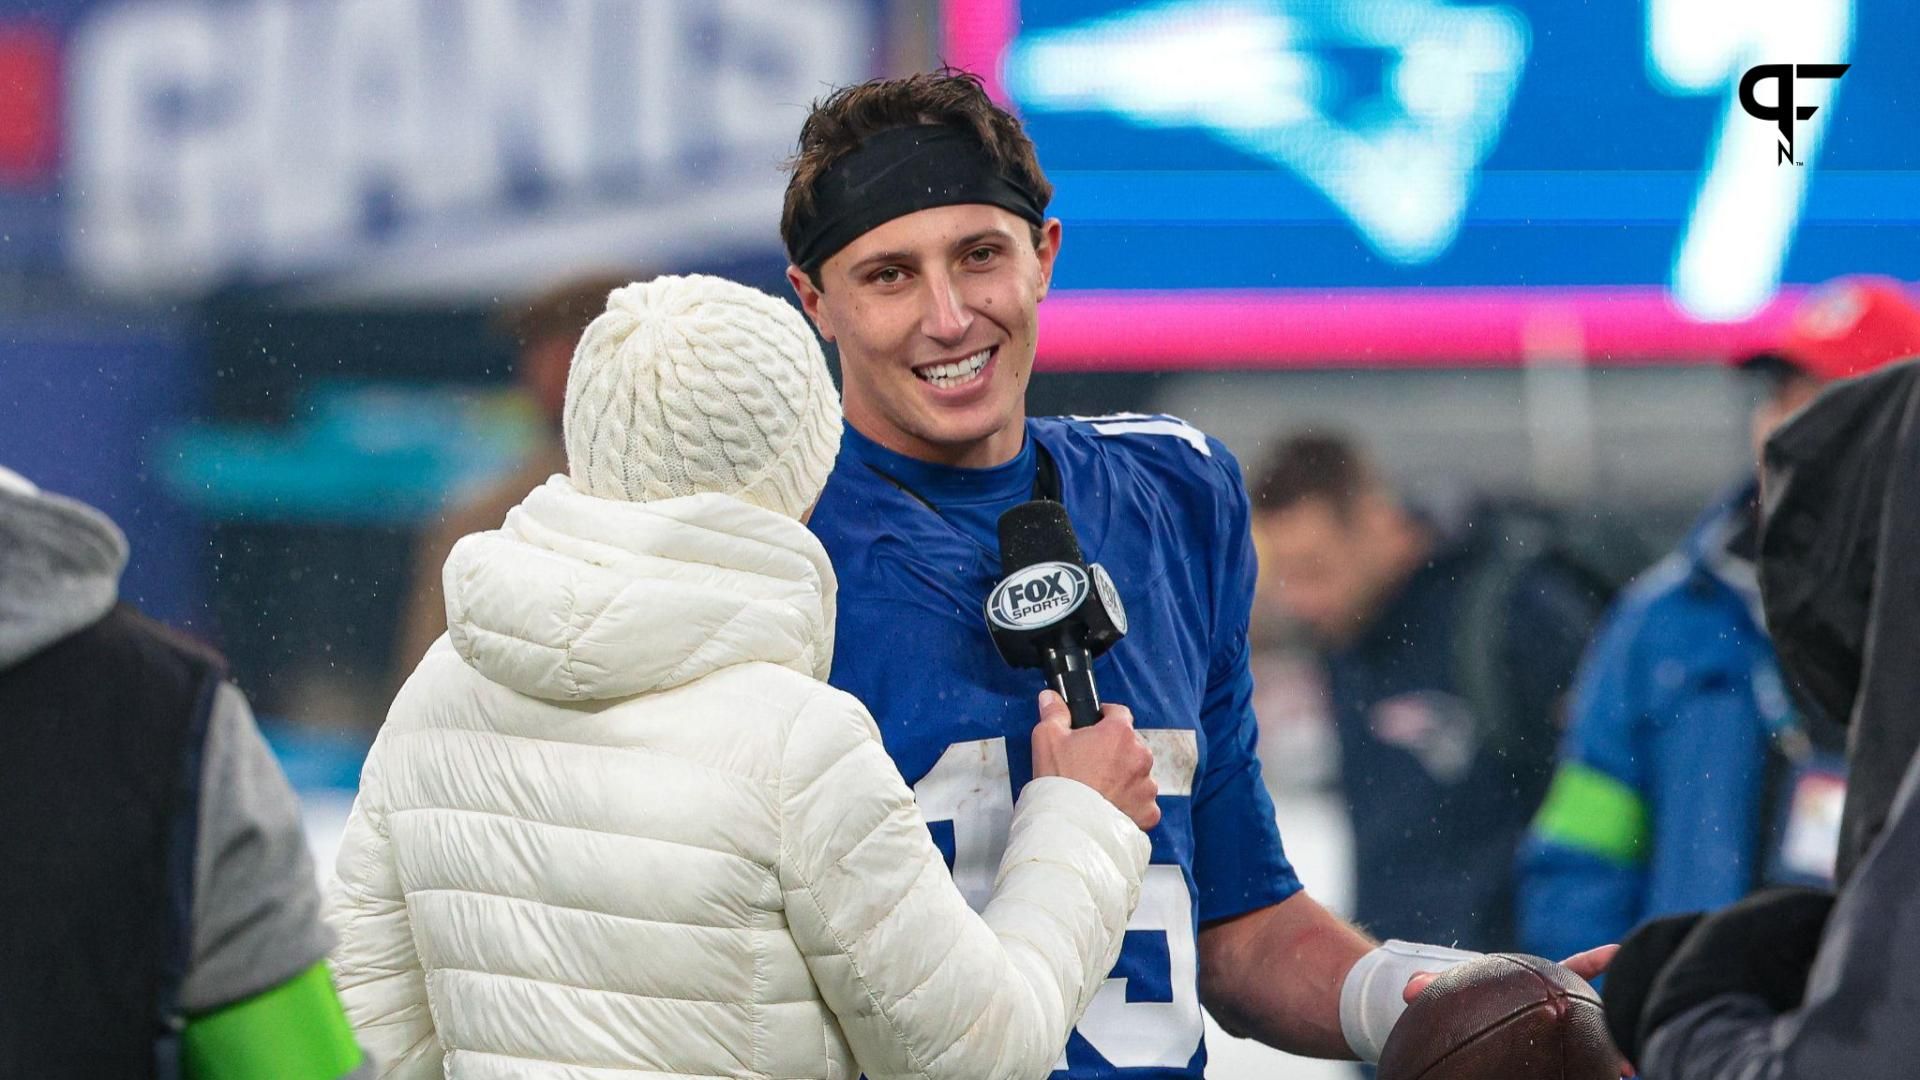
[{"left": 787, "top": 124, "right": 1048, "bottom": 273}]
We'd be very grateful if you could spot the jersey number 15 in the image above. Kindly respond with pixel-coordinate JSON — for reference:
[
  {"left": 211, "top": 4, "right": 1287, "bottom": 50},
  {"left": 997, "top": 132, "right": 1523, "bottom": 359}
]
[{"left": 914, "top": 736, "right": 1204, "bottom": 1071}]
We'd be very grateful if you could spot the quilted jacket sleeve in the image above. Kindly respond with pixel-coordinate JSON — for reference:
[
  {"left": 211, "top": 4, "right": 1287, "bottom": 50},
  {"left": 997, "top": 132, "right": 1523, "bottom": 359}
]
[
  {"left": 779, "top": 688, "right": 1150, "bottom": 1080},
  {"left": 327, "top": 761, "right": 443, "bottom": 1080}
]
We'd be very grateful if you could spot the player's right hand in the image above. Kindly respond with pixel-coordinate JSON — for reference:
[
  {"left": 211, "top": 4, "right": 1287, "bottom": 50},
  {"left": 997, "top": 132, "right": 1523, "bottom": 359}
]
[{"left": 1031, "top": 690, "right": 1160, "bottom": 831}]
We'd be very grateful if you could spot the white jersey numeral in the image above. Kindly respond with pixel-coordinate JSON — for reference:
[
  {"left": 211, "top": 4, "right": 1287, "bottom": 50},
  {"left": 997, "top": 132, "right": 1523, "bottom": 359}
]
[
  {"left": 912, "top": 735, "right": 1205, "bottom": 1070},
  {"left": 912, "top": 737, "right": 1014, "bottom": 912},
  {"left": 1072, "top": 865, "right": 1204, "bottom": 1069},
  {"left": 1070, "top": 413, "right": 1213, "bottom": 457}
]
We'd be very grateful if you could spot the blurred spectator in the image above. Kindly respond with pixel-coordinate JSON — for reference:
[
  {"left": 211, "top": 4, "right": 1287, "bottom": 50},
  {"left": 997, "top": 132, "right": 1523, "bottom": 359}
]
[
  {"left": 1250, "top": 433, "right": 1612, "bottom": 952},
  {"left": 392, "top": 271, "right": 640, "bottom": 675},
  {"left": 1603, "top": 355, "right": 1920, "bottom": 1078},
  {"left": 0, "top": 466, "right": 365, "bottom": 1079},
  {"left": 1519, "top": 277, "right": 1920, "bottom": 962}
]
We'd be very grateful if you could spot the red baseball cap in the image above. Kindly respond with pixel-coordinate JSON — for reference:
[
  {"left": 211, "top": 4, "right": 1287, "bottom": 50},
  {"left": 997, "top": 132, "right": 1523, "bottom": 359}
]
[{"left": 1754, "top": 276, "right": 1920, "bottom": 382}]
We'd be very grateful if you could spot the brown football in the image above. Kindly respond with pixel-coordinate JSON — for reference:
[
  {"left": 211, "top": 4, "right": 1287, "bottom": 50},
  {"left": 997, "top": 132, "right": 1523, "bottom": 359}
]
[{"left": 1377, "top": 953, "right": 1617, "bottom": 1080}]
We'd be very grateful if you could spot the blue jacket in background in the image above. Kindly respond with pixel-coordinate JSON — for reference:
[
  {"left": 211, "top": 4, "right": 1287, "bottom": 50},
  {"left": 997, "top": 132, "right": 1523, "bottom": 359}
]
[{"left": 1518, "top": 482, "right": 1791, "bottom": 961}]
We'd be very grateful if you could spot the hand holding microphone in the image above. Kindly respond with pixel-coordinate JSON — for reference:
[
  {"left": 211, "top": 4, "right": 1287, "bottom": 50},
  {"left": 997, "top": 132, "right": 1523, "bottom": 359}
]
[{"left": 1031, "top": 690, "right": 1161, "bottom": 830}]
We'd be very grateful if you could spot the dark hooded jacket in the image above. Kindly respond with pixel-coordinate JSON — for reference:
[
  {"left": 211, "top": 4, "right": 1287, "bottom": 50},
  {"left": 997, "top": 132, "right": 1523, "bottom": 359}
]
[
  {"left": 1757, "top": 359, "right": 1920, "bottom": 886},
  {"left": 1639, "top": 358, "right": 1920, "bottom": 1079}
]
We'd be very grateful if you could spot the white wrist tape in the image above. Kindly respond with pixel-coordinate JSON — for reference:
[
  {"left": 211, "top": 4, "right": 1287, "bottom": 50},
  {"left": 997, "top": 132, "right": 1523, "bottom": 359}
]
[{"left": 1339, "top": 939, "right": 1481, "bottom": 1063}]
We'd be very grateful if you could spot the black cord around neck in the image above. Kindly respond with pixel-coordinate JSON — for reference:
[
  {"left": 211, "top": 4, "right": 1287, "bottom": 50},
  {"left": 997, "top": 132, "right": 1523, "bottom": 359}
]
[{"left": 860, "top": 440, "right": 1063, "bottom": 562}]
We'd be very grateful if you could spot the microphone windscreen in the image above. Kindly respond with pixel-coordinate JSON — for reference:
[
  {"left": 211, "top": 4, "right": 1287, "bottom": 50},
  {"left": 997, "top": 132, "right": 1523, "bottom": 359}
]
[{"left": 998, "top": 499, "right": 1085, "bottom": 571}]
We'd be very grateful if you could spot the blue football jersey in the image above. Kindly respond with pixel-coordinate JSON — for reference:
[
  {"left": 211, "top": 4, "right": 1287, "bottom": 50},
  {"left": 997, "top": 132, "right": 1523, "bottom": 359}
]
[{"left": 810, "top": 414, "right": 1302, "bottom": 1079}]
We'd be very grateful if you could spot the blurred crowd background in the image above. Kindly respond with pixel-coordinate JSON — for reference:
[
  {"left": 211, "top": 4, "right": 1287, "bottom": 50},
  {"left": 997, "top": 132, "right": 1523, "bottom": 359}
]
[{"left": 2, "top": 1, "right": 1914, "bottom": 1076}]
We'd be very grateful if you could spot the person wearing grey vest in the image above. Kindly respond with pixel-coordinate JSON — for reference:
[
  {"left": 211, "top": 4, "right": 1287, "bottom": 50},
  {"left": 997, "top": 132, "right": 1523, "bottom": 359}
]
[{"left": 0, "top": 465, "right": 369, "bottom": 1079}]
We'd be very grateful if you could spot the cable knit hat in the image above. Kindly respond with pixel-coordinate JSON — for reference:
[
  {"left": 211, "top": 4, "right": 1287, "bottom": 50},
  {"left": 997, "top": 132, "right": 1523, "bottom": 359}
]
[{"left": 562, "top": 274, "right": 842, "bottom": 519}]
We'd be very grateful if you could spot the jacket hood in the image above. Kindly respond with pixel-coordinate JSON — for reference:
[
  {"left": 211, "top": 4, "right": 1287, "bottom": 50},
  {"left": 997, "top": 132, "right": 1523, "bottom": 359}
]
[
  {"left": 443, "top": 476, "right": 838, "bottom": 701},
  {"left": 1759, "top": 357, "right": 1920, "bottom": 884},
  {"left": 0, "top": 466, "right": 128, "bottom": 669}
]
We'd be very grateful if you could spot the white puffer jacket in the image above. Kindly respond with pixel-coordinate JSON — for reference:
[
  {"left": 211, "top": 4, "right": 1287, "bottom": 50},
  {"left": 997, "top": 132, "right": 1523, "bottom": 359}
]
[{"left": 328, "top": 477, "right": 1150, "bottom": 1079}]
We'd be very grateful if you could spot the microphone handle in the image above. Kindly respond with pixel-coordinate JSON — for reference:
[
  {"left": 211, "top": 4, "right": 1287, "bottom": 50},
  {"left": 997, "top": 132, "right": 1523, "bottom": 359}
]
[{"left": 1041, "top": 642, "right": 1103, "bottom": 729}]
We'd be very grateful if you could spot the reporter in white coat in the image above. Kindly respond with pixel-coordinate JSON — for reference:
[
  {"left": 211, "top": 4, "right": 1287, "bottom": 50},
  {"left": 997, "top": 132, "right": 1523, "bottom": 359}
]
[{"left": 326, "top": 274, "right": 1156, "bottom": 1079}]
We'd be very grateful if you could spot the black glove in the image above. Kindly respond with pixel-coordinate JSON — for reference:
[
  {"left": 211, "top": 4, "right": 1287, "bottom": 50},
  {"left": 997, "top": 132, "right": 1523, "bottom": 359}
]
[
  {"left": 1638, "top": 887, "right": 1836, "bottom": 1056},
  {"left": 1601, "top": 911, "right": 1706, "bottom": 1069}
]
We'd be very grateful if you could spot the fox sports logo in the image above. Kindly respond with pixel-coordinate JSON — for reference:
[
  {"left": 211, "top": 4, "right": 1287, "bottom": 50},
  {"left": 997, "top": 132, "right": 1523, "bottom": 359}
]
[{"left": 988, "top": 562, "right": 1089, "bottom": 630}]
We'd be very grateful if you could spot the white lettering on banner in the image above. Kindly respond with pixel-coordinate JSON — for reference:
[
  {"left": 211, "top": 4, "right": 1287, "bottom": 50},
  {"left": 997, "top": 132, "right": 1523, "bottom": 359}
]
[
  {"left": 914, "top": 734, "right": 1205, "bottom": 1070},
  {"left": 67, "top": 0, "right": 868, "bottom": 296},
  {"left": 467, "top": 0, "right": 599, "bottom": 195},
  {"left": 68, "top": 6, "right": 221, "bottom": 282}
]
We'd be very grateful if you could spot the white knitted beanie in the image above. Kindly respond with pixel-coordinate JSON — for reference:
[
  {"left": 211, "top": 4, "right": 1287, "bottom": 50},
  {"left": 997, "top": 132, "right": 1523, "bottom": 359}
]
[{"left": 562, "top": 274, "right": 842, "bottom": 519}]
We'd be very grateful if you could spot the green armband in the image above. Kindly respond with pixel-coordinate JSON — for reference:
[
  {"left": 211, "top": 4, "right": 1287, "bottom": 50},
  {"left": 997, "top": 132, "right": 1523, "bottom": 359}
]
[
  {"left": 1531, "top": 761, "right": 1652, "bottom": 866},
  {"left": 182, "top": 962, "right": 364, "bottom": 1080}
]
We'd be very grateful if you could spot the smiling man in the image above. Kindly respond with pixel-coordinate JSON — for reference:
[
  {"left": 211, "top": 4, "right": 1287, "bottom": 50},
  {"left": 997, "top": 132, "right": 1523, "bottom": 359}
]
[{"left": 785, "top": 71, "right": 1607, "bottom": 1079}]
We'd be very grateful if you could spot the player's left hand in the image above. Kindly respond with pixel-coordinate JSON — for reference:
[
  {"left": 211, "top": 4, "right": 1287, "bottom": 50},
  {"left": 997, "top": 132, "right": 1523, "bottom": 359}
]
[
  {"left": 1558, "top": 943, "right": 1619, "bottom": 985},
  {"left": 1402, "top": 945, "right": 1630, "bottom": 1076},
  {"left": 1400, "top": 944, "right": 1617, "bottom": 1000}
]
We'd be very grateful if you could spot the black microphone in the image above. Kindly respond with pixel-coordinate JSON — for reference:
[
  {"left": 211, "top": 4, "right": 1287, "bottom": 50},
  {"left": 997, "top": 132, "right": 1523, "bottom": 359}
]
[{"left": 986, "top": 500, "right": 1128, "bottom": 728}]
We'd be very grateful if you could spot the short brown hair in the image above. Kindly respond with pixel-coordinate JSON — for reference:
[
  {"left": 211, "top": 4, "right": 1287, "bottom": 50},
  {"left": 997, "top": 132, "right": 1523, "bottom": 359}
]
[
  {"left": 781, "top": 68, "right": 1053, "bottom": 284},
  {"left": 497, "top": 271, "right": 645, "bottom": 351},
  {"left": 1252, "top": 431, "right": 1378, "bottom": 518}
]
